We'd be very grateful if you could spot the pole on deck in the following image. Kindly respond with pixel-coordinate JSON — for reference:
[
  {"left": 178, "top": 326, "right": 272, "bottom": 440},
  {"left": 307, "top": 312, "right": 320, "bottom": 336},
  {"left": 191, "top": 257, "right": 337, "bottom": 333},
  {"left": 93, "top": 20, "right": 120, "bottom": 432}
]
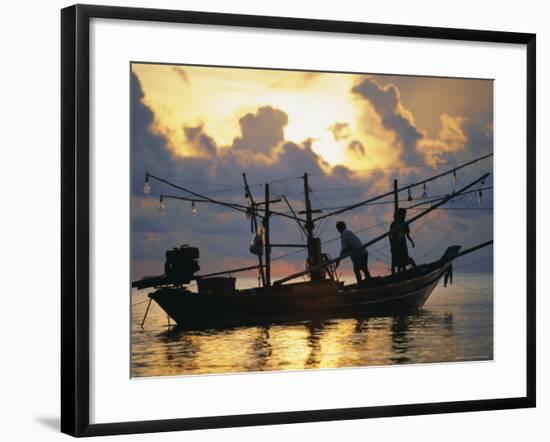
[
  {"left": 243, "top": 173, "right": 266, "bottom": 287},
  {"left": 303, "top": 173, "right": 323, "bottom": 281},
  {"left": 393, "top": 179, "right": 399, "bottom": 214},
  {"left": 303, "top": 173, "right": 314, "bottom": 239},
  {"left": 392, "top": 179, "right": 399, "bottom": 275},
  {"left": 264, "top": 183, "right": 271, "bottom": 287}
]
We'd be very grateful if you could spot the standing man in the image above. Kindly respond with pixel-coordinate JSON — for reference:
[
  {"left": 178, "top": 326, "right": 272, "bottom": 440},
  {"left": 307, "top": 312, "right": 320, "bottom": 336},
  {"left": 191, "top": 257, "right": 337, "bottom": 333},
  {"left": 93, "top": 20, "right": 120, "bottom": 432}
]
[
  {"left": 335, "top": 221, "right": 371, "bottom": 284},
  {"left": 389, "top": 208, "right": 416, "bottom": 274}
]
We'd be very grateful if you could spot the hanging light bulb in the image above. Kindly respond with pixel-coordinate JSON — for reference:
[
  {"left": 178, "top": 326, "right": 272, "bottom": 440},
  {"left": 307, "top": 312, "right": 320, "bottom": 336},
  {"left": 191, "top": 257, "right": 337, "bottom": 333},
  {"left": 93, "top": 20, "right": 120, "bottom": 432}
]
[
  {"left": 477, "top": 189, "right": 483, "bottom": 207},
  {"left": 143, "top": 174, "right": 150, "bottom": 194},
  {"left": 453, "top": 169, "right": 457, "bottom": 183},
  {"left": 421, "top": 183, "right": 428, "bottom": 199},
  {"left": 407, "top": 187, "right": 413, "bottom": 202},
  {"left": 158, "top": 196, "right": 165, "bottom": 214},
  {"left": 191, "top": 201, "right": 197, "bottom": 216}
]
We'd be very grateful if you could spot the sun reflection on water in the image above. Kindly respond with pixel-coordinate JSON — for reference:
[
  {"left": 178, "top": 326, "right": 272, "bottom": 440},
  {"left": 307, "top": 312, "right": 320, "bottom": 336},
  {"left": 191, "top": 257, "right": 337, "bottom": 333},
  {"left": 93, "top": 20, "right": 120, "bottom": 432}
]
[{"left": 131, "top": 274, "right": 493, "bottom": 377}]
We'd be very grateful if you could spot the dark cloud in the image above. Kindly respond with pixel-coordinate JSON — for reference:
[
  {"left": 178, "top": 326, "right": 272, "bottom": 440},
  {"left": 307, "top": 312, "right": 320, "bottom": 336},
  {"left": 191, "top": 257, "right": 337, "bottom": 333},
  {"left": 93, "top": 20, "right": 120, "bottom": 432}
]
[
  {"left": 348, "top": 140, "right": 366, "bottom": 157},
  {"left": 183, "top": 124, "right": 218, "bottom": 157},
  {"left": 131, "top": 71, "right": 177, "bottom": 195},
  {"left": 232, "top": 106, "right": 288, "bottom": 154},
  {"left": 329, "top": 122, "right": 351, "bottom": 141},
  {"left": 352, "top": 77, "right": 424, "bottom": 164}
]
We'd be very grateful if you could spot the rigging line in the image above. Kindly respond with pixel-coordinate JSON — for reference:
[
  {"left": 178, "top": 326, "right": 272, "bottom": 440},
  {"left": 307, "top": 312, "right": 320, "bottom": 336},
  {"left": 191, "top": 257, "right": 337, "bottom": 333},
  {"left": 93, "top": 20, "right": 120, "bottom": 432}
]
[
  {"left": 314, "top": 186, "right": 493, "bottom": 211},
  {"left": 320, "top": 219, "right": 392, "bottom": 248},
  {"left": 149, "top": 174, "right": 306, "bottom": 223},
  {"left": 406, "top": 187, "right": 492, "bottom": 210},
  {"left": 161, "top": 194, "right": 293, "bottom": 216},
  {"left": 148, "top": 173, "right": 252, "bottom": 214},
  {"left": 271, "top": 217, "right": 392, "bottom": 263},
  {"left": 410, "top": 209, "right": 440, "bottom": 259},
  {"left": 309, "top": 183, "right": 394, "bottom": 192},
  {"left": 410, "top": 194, "right": 466, "bottom": 258},
  {"left": 160, "top": 194, "right": 249, "bottom": 215},
  {"left": 408, "top": 207, "right": 493, "bottom": 211},
  {"left": 311, "top": 192, "right": 329, "bottom": 237},
  {"left": 313, "top": 153, "right": 492, "bottom": 222},
  {"left": 307, "top": 152, "right": 493, "bottom": 177},
  {"left": 201, "top": 186, "right": 257, "bottom": 196},
  {"left": 271, "top": 246, "right": 307, "bottom": 262},
  {"left": 454, "top": 256, "right": 493, "bottom": 270},
  {"left": 452, "top": 281, "right": 493, "bottom": 292},
  {"left": 158, "top": 185, "right": 252, "bottom": 197},
  {"left": 164, "top": 179, "right": 262, "bottom": 188},
  {"left": 270, "top": 175, "right": 308, "bottom": 185},
  {"left": 282, "top": 196, "right": 307, "bottom": 238},
  {"left": 416, "top": 193, "right": 473, "bottom": 260}
]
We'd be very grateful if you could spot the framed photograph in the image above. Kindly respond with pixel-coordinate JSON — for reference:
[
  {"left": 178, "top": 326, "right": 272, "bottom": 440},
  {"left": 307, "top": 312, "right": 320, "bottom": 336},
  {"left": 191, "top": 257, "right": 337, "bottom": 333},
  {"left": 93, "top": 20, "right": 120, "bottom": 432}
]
[{"left": 61, "top": 4, "right": 536, "bottom": 437}]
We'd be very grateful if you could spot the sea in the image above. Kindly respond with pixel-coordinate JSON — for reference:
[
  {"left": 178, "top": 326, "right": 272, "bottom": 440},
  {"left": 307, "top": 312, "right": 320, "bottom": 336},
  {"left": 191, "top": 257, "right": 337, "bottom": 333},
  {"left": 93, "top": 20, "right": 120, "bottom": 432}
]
[{"left": 131, "top": 273, "right": 493, "bottom": 377}]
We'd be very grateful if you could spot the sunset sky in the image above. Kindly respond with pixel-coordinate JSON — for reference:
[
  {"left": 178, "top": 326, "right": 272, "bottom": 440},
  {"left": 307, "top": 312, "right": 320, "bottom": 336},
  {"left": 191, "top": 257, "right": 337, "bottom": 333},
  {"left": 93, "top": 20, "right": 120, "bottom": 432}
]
[{"left": 131, "top": 63, "right": 493, "bottom": 283}]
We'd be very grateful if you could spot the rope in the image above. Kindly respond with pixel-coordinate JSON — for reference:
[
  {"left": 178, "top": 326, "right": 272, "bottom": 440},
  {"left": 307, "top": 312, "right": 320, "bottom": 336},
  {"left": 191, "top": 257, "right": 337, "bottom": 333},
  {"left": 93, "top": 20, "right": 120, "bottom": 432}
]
[
  {"left": 452, "top": 281, "right": 493, "bottom": 292},
  {"left": 307, "top": 152, "right": 493, "bottom": 177},
  {"left": 454, "top": 256, "right": 493, "bottom": 270},
  {"left": 132, "top": 298, "right": 151, "bottom": 307},
  {"left": 416, "top": 193, "right": 473, "bottom": 260}
]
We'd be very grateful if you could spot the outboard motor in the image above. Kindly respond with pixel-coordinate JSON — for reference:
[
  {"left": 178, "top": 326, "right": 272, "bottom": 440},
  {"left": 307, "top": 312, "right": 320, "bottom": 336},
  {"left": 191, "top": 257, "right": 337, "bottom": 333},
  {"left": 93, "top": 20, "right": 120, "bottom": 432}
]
[
  {"left": 132, "top": 245, "right": 200, "bottom": 289},
  {"left": 164, "top": 245, "right": 200, "bottom": 284}
]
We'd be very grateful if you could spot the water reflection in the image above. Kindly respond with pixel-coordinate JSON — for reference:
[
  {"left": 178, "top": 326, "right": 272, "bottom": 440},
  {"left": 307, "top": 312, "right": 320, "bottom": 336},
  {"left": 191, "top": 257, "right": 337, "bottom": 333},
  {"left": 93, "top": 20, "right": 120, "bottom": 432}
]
[
  {"left": 131, "top": 278, "right": 493, "bottom": 377},
  {"left": 133, "top": 309, "right": 476, "bottom": 377},
  {"left": 391, "top": 315, "right": 412, "bottom": 364}
]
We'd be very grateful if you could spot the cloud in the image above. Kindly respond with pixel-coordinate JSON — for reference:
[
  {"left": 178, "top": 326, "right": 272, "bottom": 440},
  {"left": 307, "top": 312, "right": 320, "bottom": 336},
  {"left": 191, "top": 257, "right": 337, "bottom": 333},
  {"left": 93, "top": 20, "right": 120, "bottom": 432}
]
[
  {"left": 183, "top": 124, "right": 218, "bottom": 157},
  {"left": 173, "top": 67, "right": 191, "bottom": 85},
  {"left": 329, "top": 122, "right": 351, "bottom": 141},
  {"left": 131, "top": 71, "right": 176, "bottom": 195},
  {"left": 417, "top": 114, "right": 468, "bottom": 165},
  {"left": 347, "top": 140, "right": 366, "bottom": 157},
  {"left": 350, "top": 76, "right": 493, "bottom": 181},
  {"left": 131, "top": 71, "right": 493, "bottom": 280},
  {"left": 269, "top": 71, "right": 321, "bottom": 89},
  {"left": 352, "top": 77, "right": 424, "bottom": 165},
  {"left": 232, "top": 106, "right": 288, "bottom": 155}
]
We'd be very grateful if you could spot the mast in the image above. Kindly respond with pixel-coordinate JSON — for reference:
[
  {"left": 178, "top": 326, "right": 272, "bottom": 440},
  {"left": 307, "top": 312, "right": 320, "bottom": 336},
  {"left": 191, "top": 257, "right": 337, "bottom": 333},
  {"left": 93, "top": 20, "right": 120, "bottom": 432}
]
[
  {"left": 393, "top": 178, "right": 399, "bottom": 215},
  {"left": 243, "top": 173, "right": 266, "bottom": 287},
  {"left": 303, "top": 173, "right": 314, "bottom": 239},
  {"left": 303, "top": 173, "right": 323, "bottom": 281},
  {"left": 264, "top": 183, "right": 271, "bottom": 287}
]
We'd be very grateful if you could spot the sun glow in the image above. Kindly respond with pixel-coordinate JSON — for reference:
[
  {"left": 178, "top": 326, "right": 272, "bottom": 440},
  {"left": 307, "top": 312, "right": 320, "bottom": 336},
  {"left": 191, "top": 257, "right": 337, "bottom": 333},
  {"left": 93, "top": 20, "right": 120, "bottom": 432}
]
[{"left": 132, "top": 64, "right": 378, "bottom": 170}]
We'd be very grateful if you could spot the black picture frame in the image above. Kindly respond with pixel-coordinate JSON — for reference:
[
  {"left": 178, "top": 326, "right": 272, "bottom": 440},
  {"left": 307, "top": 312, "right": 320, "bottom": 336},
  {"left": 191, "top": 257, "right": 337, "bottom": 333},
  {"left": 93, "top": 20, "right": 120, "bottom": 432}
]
[{"left": 61, "top": 4, "right": 536, "bottom": 437}]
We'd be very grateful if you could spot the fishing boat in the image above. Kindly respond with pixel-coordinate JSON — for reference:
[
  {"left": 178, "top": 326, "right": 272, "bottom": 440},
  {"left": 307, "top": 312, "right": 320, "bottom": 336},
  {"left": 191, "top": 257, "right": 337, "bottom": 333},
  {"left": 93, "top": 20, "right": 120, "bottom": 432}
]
[{"left": 133, "top": 154, "right": 493, "bottom": 329}]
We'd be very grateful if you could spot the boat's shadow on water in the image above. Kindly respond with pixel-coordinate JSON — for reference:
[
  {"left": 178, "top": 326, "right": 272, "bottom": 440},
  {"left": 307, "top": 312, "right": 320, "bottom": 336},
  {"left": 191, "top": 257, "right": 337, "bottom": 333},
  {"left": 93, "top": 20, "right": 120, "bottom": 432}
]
[{"left": 149, "top": 309, "right": 457, "bottom": 373}]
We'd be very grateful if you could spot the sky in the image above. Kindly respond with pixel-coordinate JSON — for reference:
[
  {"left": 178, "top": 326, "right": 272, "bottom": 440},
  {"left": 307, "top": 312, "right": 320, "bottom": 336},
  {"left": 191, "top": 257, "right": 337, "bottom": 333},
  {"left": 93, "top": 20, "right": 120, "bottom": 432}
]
[{"left": 130, "top": 63, "right": 494, "bottom": 284}]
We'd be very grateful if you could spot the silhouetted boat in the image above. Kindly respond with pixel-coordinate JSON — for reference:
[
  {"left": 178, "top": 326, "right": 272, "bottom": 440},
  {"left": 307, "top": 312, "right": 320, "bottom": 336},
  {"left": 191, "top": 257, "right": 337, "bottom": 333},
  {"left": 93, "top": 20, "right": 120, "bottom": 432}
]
[
  {"left": 133, "top": 154, "right": 493, "bottom": 330},
  {"left": 142, "top": 246, "right": 463, "bottom": 329}
]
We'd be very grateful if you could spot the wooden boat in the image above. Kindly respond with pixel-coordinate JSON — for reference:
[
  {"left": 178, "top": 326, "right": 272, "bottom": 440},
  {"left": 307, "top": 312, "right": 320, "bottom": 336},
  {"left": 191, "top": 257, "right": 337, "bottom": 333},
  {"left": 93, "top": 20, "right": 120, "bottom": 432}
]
[
  {"left": 143, "top": 246, "right": 462, "bottom": 329},
  {"left": 134, "top": 156, "right": 493, "bottom": 330}
]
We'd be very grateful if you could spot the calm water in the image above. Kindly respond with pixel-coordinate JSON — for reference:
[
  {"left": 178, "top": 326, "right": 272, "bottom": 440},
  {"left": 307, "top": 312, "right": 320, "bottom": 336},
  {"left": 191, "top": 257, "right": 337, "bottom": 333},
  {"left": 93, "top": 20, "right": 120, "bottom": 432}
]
[{"left": 131, "top": 273, "right": 493, "bottom": 377}]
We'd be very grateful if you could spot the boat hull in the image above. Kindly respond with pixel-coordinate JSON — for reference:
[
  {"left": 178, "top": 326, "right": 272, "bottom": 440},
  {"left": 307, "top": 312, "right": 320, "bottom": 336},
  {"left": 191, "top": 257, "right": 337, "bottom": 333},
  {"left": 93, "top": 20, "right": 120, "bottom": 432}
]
[{"left": 148, "top": 262, "right": 451, "bottom": 329}]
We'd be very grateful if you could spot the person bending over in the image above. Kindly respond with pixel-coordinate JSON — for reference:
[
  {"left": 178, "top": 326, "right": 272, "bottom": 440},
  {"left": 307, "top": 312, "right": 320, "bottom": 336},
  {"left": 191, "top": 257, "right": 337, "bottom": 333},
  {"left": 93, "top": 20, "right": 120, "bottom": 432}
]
[{"left": 335, "top": 221, "right": 371, "bottom": 284}]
